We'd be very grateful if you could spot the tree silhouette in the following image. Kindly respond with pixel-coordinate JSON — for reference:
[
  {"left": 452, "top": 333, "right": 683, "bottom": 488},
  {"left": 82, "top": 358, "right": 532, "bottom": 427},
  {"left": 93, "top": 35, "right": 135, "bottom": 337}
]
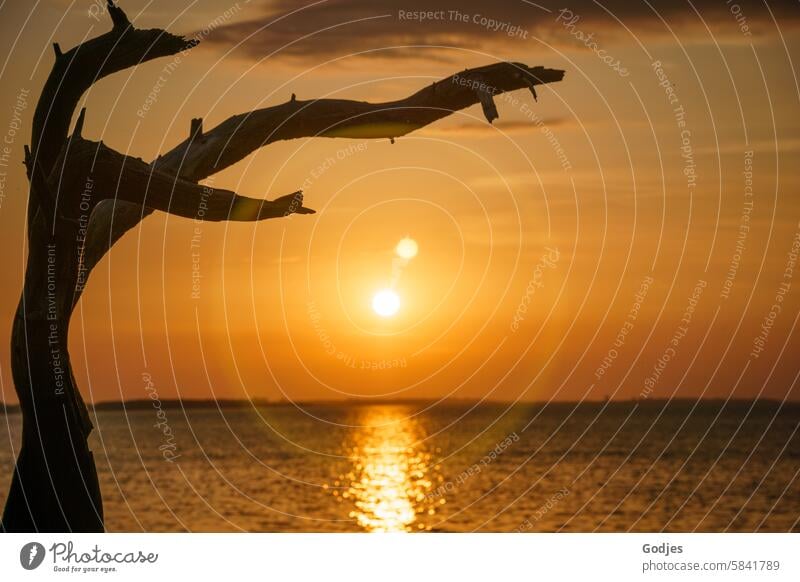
[{"left": 1, "top": 0, "right": 564, "bottom": 532}]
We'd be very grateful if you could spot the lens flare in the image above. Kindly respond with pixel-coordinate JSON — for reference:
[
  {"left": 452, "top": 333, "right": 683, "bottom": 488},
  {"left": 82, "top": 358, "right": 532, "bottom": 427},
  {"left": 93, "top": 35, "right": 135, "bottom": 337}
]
[{"left": 395, "top": 237, "right": 418, "bottom": 260}]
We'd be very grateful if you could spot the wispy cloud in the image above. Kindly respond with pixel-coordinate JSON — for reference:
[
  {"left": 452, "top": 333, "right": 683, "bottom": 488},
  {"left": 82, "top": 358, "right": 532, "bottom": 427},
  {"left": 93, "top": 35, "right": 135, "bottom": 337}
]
[{"left": 199, "top": 0, "right": 800, "bottom": 63}]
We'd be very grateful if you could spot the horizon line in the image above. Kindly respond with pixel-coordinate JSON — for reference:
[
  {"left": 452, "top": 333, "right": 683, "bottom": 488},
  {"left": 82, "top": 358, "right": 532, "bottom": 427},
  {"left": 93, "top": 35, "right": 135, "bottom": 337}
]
[{"left": 1, "top": 396, "right": 798, "bottom": 412}]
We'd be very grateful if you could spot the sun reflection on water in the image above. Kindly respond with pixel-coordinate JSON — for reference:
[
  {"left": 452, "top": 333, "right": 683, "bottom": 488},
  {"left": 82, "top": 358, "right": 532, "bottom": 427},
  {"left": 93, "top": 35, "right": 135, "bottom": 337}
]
[{"left": 332, "top": 406, "right": 443, "bottom": 532}]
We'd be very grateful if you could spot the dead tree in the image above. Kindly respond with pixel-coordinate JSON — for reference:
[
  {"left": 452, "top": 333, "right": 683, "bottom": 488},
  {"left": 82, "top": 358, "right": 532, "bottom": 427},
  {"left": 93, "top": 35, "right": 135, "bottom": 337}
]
[{"left": 1, "top": 0, "right": 564, "bottom": 532}]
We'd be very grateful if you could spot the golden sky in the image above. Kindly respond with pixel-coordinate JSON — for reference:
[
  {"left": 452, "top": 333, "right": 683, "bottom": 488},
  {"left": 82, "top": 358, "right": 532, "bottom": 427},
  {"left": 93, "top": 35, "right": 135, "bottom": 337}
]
[{"left": 0, "top": 0, "right": 799, "bottom": 403}]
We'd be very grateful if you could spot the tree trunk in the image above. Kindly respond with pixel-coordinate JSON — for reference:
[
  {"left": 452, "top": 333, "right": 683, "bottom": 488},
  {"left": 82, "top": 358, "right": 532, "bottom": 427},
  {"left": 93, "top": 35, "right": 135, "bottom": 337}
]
[{"left": 2, "top": 206, "right": 102, "bottom": 531}]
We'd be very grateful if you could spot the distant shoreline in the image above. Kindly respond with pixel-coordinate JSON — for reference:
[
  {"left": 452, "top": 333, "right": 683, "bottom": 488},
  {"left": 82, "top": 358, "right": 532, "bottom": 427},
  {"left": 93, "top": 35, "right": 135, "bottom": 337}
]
[{"left": 1, "top": 397, "right": 797, "bottom": 414}]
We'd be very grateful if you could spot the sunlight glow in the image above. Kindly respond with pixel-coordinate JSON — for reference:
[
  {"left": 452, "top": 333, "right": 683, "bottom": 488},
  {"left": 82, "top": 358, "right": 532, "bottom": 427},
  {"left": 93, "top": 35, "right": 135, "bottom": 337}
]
[
  {"left": 372, "top": 289, "right": 400, "bottom": 317},
  {"left": 395, "top": 237, "right": 418, "bottom": 260},
  {"left": 338, "top": 407, "right": 440, "bottom": 532}
]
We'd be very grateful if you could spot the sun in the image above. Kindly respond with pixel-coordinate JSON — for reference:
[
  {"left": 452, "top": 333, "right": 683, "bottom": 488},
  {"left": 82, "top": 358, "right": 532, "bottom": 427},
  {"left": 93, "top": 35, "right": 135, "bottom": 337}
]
[
  {"left": 395, "top": 237, "right": 418, "bottom": 260},
  {"left": 372, "top": 289, "right": 400, "bottom": 317}
]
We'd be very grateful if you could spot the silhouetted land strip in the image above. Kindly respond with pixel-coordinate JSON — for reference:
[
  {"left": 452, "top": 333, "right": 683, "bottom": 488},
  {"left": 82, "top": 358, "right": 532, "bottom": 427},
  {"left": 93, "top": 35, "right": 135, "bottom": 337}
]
[{"left": 2, "top": 397, "right": 797, "bottom": 415}]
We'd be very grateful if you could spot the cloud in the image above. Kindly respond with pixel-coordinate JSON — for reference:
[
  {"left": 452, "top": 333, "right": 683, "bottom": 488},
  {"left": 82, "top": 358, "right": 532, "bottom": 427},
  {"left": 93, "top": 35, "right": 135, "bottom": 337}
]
[{"left": 198, "top": 0, "right": 800, "bottom": 64}]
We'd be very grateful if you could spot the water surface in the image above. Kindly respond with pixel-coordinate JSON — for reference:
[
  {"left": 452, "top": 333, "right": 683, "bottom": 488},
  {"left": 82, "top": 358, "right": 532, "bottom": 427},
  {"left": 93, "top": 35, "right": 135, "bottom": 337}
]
[{"left": 0, "top": 400, "right": 797, "bottom": 532}]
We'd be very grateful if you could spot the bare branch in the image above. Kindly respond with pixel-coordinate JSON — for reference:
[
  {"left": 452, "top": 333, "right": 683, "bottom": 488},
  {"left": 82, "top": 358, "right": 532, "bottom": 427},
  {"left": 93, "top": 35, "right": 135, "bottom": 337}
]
[
  {"left": 107, "top": 0, "right": 131, "bottom": 31},
  {"left": 51, "top": 138, "right": 315, "bottom": 223},
  {"left": 153, "top": 63, "right": 564, "bottom": 181},
  {"left": 32, "top": 1, "right": 197, "bottom": 174}
]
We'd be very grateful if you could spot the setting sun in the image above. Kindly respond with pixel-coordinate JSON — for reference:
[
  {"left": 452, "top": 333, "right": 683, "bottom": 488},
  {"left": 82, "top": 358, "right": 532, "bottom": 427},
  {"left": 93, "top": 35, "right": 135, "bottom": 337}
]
[{"left": 372, "top": 289, "right": 401, "bottom": 317}]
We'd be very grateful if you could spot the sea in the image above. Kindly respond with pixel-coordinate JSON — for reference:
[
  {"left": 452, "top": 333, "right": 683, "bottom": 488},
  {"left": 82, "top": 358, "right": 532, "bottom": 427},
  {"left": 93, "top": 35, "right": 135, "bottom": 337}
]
[{"left": 0, "top": 400, "right": 798, "bottom": 532}]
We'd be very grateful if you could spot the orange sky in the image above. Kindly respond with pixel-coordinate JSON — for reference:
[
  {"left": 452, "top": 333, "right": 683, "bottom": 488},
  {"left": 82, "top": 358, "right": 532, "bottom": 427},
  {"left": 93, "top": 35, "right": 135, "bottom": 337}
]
[{"left": 1, "top": 0, "right": 799, "bottom": 404}]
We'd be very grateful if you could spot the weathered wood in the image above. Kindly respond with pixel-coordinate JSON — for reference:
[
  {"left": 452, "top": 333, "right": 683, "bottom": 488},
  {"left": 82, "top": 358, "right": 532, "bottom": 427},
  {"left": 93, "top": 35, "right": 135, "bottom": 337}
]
[
  {"left": 53, "top": 137, "right": 314, "bottom": 222},
  {"left": 152, "top": 63, "right": 564, "bottom": 182},
  {"left": 31, "top": 3, "right": 196, "bottom": 176},
  {"left": 2, "top": 0, "right": 197, "bottom": 533},
  {"left": 2, "top": 0, "right": 564, "bottom": 532}
]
